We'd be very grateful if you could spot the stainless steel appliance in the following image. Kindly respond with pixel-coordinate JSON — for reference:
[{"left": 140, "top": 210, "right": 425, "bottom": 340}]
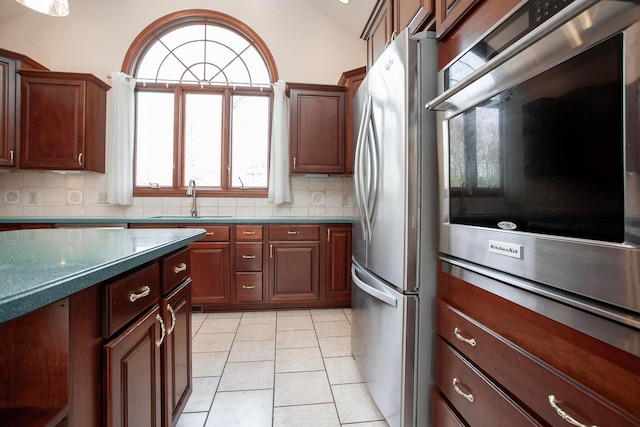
[
  {"left": 428, "top": 0, "right": 640, "bottom": 327},
  {"left": 351, "top": 30, "right": 438, "bottom": 427}
]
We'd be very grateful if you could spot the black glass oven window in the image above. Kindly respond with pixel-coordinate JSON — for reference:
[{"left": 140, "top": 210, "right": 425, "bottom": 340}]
[{"left": 449, "top": 34, "right": 624, "bottom": 243}]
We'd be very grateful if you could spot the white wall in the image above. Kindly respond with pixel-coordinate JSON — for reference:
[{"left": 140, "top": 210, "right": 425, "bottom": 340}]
[{"left": 0, "top": 0, "right": 361, "bottom": 218}]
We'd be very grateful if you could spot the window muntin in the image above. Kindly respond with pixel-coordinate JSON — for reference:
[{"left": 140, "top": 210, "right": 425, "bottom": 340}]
[{"left": 125, "top": 11, "right": 278, "bottom": 196}]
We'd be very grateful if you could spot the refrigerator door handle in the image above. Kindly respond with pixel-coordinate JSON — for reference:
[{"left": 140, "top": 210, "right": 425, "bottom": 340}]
[
  {"left": 355, "top": 95, "right": 374, "bottom": 242},
  {"left": 351, "top": 264, "right": 397, "bottom": 307}
]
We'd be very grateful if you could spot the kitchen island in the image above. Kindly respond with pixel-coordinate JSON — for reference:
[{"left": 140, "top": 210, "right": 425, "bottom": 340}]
[{"left": 0, "top": 227, "right": 205, "bottom": 427}]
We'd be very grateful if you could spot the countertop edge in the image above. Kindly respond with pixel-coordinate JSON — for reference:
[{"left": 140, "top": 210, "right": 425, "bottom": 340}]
[{"left": 0, "top": 228, "right": 206, "bottom": 324}]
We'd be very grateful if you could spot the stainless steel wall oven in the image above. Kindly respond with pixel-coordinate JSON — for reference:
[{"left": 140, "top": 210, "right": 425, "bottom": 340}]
[{"left": 428, "top": 0, "right": 640, "bottom": 326}]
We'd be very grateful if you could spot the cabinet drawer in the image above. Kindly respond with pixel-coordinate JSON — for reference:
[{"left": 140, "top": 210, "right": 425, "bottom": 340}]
[
  {"left": 269, "top": 225, "right": 320, "bottom": 241},
  {"left": 435, "top": 338, "right": 542, "bottom": 426},
  {"left": 162, "top": 248, "right": 190, "bottom": 294},
  {"left": 186, "top": 225, "right": 229, "bottom": 242},
  {"left": 104, "top": 262, "right": 160, "bottom": 338},
  {"left": 432, "top": 388, "right": 465, "bottom": 427},
  {"left": 235, "top": 225, "right": 263, "bottom": 241},
  {"left": 236, "top": 273, "right": 263, "bottom": 302},
  {"left": 235, "top": 243, "right": 263, "bottom": 271},
  {"left": 436, "top": 299, "right": 639, "bottom": 426}
]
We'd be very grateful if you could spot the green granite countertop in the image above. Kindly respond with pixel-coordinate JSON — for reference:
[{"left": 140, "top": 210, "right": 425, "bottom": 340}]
[
  {"left": 0, "top": 217, "right": 355, "bottom": 225},
  {"left": 0, "top": 227, "right": 206, "bottom": 323}
]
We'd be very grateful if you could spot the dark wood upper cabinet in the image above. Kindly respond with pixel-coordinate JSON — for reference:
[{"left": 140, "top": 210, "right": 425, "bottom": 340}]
[
  {"left": 362, "top": 0, "right": 394, "bottom": 70},
  {"left": 287, "top": 83, "right": 347, "bottom": 175},
  {"left": 0, "top": 48, "right": 47, "bottom": 169},
  {"left": 338, "top": 66, "right": 366, "bottom": 175},
  {"left": 396, "top": 0, "right": 436, "bottom": 35},
  {"left": 19, "top": 70, "right": 109, "bottom": 172}
]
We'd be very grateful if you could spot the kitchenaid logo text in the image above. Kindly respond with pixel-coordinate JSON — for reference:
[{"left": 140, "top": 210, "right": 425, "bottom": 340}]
[{"left": 488, "top": 240, "right": 523, "bottom": 259}]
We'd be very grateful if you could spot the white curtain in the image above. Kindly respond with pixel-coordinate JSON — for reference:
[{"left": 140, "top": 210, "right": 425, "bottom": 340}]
[
  {"left": 106, "top": 72, "right": 136, "bottom": 205},
  {"left": 268, "top": 80, "right": 291, "bottom": 204}
]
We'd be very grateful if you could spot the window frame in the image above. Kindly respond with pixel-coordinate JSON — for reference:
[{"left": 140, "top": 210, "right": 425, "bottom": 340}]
[{"left": 121, "top": 10, "right": 279, "bottom": 198}]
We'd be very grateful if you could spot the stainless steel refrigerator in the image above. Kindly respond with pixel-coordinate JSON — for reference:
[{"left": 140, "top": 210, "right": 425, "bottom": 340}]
[{"left": 351, "top": 29, "right": 438, "bottom": 427}]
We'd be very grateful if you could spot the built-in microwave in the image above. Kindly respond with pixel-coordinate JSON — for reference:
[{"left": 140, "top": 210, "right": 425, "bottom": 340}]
[{"left": 428, "top": 0, "right": 640, "bottom": 325}]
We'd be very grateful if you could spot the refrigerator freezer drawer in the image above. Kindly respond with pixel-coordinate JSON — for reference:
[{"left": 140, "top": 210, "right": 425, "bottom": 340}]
[{"left": 351, "top": 261, "right": 417, "bottom": 427}]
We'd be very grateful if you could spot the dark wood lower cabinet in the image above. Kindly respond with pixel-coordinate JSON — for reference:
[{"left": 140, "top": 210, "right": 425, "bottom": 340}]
[
  {"left": 162, "top": 281, "right": 192, "bottom": 427},
  {"left": 325, "top": 226, "right": 352, "bottom": 302},
  {"left": 269, "top": 241, "right": 320, "bottom": 302},
  {"left": 104, "top": 306, "right": 163, "bottom": 427},
  {"left": 190, "top": 242, "right": 231, "bottom": 305}
]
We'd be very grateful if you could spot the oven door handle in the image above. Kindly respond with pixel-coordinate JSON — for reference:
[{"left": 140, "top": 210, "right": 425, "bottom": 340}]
[{"left": 426, "top": 0, "right": 599, "bottom": 111}]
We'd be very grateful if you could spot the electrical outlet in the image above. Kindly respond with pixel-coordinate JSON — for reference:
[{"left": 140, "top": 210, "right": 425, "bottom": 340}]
[
  {"left": 342, "top": 194, "right": 348, "bottom": 206},
  {"left": 98, "top": 192, "right": 108, "bottom": 204},
  {"left": 28, "top": 192, "right": 38, "bottom": 204}
]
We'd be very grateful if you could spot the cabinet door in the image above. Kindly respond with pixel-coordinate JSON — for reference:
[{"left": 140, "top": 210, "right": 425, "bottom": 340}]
[
  {"left": 365, "top": 0, "right": 393, "bottom": 70},
  {"left": 0, "top": 55, "right": 16, "bottom": 167},
  {"left": 104, "top": 305, "right": 162, "bottom": 427},
  {"left": 190, "top": 242, "right": 231, "bottom": 304},
  {"left": 162, "top": 280, "right": 192, "bottom": 427},
  {"left": 20, "top": 76, "right": 86, "bottom": 169},
  {"left": 269, "top": 241, "right": 320, "bottom": 301},
  {"left": 396, "top": 0, "right": 436, "bottom": 34},
  {"left": 289, "top": 85, "right": 346, "bottom": 174},
  {"left": 325, "top": 226, "right": 352, "bottom": 301}
]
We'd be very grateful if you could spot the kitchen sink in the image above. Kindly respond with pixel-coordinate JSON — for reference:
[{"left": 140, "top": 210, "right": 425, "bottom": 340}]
[{"left": 151, "top": 215, "right": 232, "bottom": 219}]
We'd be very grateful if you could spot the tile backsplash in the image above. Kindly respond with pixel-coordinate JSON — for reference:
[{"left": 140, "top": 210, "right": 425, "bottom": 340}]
[{"left": 0, "top": 172, "right": 355, "bottom": 218}]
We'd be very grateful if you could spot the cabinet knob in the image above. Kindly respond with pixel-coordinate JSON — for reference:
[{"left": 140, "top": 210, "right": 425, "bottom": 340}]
[
  {"left": 173, "top": 262, "right": 187, "bottom": 273},
  {"left": 155, "top": 313, "right": 166, "bottom": 347},
  {"left": 129, "top": 285, "right": 151, "bottom": 302},
  {"left": 454, "top": 327, "right": 477, "bottom": 347},
  {"left": 166, "top": 304, "right": 176, "bottom": 335},
  {"left": 452, "top": 378, "right": 474, "bottom": 403},
  {"left": 548, "top": 395, "right": 597, "bottom": 427}
]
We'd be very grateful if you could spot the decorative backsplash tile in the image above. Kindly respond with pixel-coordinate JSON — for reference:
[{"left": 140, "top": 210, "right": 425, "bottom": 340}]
[{"left": 0, "top": 172, "right": 355, "bottom": 218}]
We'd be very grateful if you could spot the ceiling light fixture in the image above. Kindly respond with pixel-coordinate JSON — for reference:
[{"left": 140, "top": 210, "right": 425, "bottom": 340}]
[
  {"left": 15, "top": 0, "right": 69, "bottom": 17},
  {"left": 338, "top": 0, "right": 350, "bottom": 5}
]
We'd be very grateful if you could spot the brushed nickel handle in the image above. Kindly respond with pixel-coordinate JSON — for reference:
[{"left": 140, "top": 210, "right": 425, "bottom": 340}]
[
  {"left": 129, "top": 285, "right": 151, "bottom": 302},
  {"left": 173, "top": 262, "right": 187, "bottom": 273},
  {"left": 293, "top": 157, "right": 297, "bottom": 169},
  {"left": 242, "top": 254, "right": 256, "bottom": 259},
  {"left": 78, "top": 153, "right": 83, "bottom": 166},
  {"left": 548, "top": 395, "right": 597, "bottom": 427},
  {"left": 327, "top": 228, "right": 331, "bottom": 242},
  {"left": 270, "top": 244, "right": 273, "bottom": 258},
  {"left": 166, "top": 304, "right": 176, "bottom": 335},
  {"left": 454, "top": 328, "right": 477, "bottom": 347},
  {"left": 452, "top": 378, "right": 474, "bottom": 403},
  {"left": 9, "top": 150, "right": 14, "bottom": 165},
  {"left": 287, "top": 230, "right": 299, "bottom": 235},
  {"left": 155, "top": 313, "right": 166, "bottom": 347},
  {"left": 206, "top": 231, "right": 215, "bottom": 236},
  {"left": 242, "top": 230, "right": 256, "bottom": 235},
  {"left": 242, "top": 285, "right": 256, "bottom": 289}
]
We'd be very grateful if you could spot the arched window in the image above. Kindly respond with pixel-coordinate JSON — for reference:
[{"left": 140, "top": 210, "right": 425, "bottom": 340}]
[{"left": 122, "top": 10, "right": 278, "bottom": 197}]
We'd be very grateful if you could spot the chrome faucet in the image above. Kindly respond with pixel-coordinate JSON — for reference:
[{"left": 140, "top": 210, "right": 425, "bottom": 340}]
[{"left": 187, "top": 179, "right": 197, "bottom": 217}]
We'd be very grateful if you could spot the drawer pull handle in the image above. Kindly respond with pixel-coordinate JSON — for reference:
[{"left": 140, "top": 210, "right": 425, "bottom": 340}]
[
  {"left": 129, "top": 285, "right": 151, "bottom": 302},
  {"left": 166, "top": 304, "right": 176, "bottom": 335},
  {"left": 155, "top": 313, "right": 166, "bottom": 347},
  {"left": 548, "top": 395, "right": 597, "bottom": 427},
  {"left": 206, "top": 231, "right": 215, "bottom": 236},
  {"left": 242, "top": 254, "right": 256, "bottom": 259},
  {"left": 242, "top": 285, "right": 256, "bottom": 289},
  {"left": 243, "top": 231, "right": 256, "bottom": 235},
  {"left": 287, "top": 230, "right": 299, "bottom": 235},
  {"left": 452, "top": 378, "right": 474, "bottom": 403},
  {"left": 173, "top": 263, "right": 187, "bottom": 273},
  {"left": 454, "top": 328, "right": 477, "bottom": 347}
]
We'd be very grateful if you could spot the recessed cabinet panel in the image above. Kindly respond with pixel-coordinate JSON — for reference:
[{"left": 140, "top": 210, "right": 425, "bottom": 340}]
[
  {"left": 190, "top": 242, "right": 231, "bottom": 304},
  {"left": 269, "top": 242, "right": 320, "bottom": 301}
]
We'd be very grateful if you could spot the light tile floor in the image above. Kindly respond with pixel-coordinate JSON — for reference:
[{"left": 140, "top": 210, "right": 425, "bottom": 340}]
[{"left": 177, "top": 308, "right": 389, "bottom": 427}]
